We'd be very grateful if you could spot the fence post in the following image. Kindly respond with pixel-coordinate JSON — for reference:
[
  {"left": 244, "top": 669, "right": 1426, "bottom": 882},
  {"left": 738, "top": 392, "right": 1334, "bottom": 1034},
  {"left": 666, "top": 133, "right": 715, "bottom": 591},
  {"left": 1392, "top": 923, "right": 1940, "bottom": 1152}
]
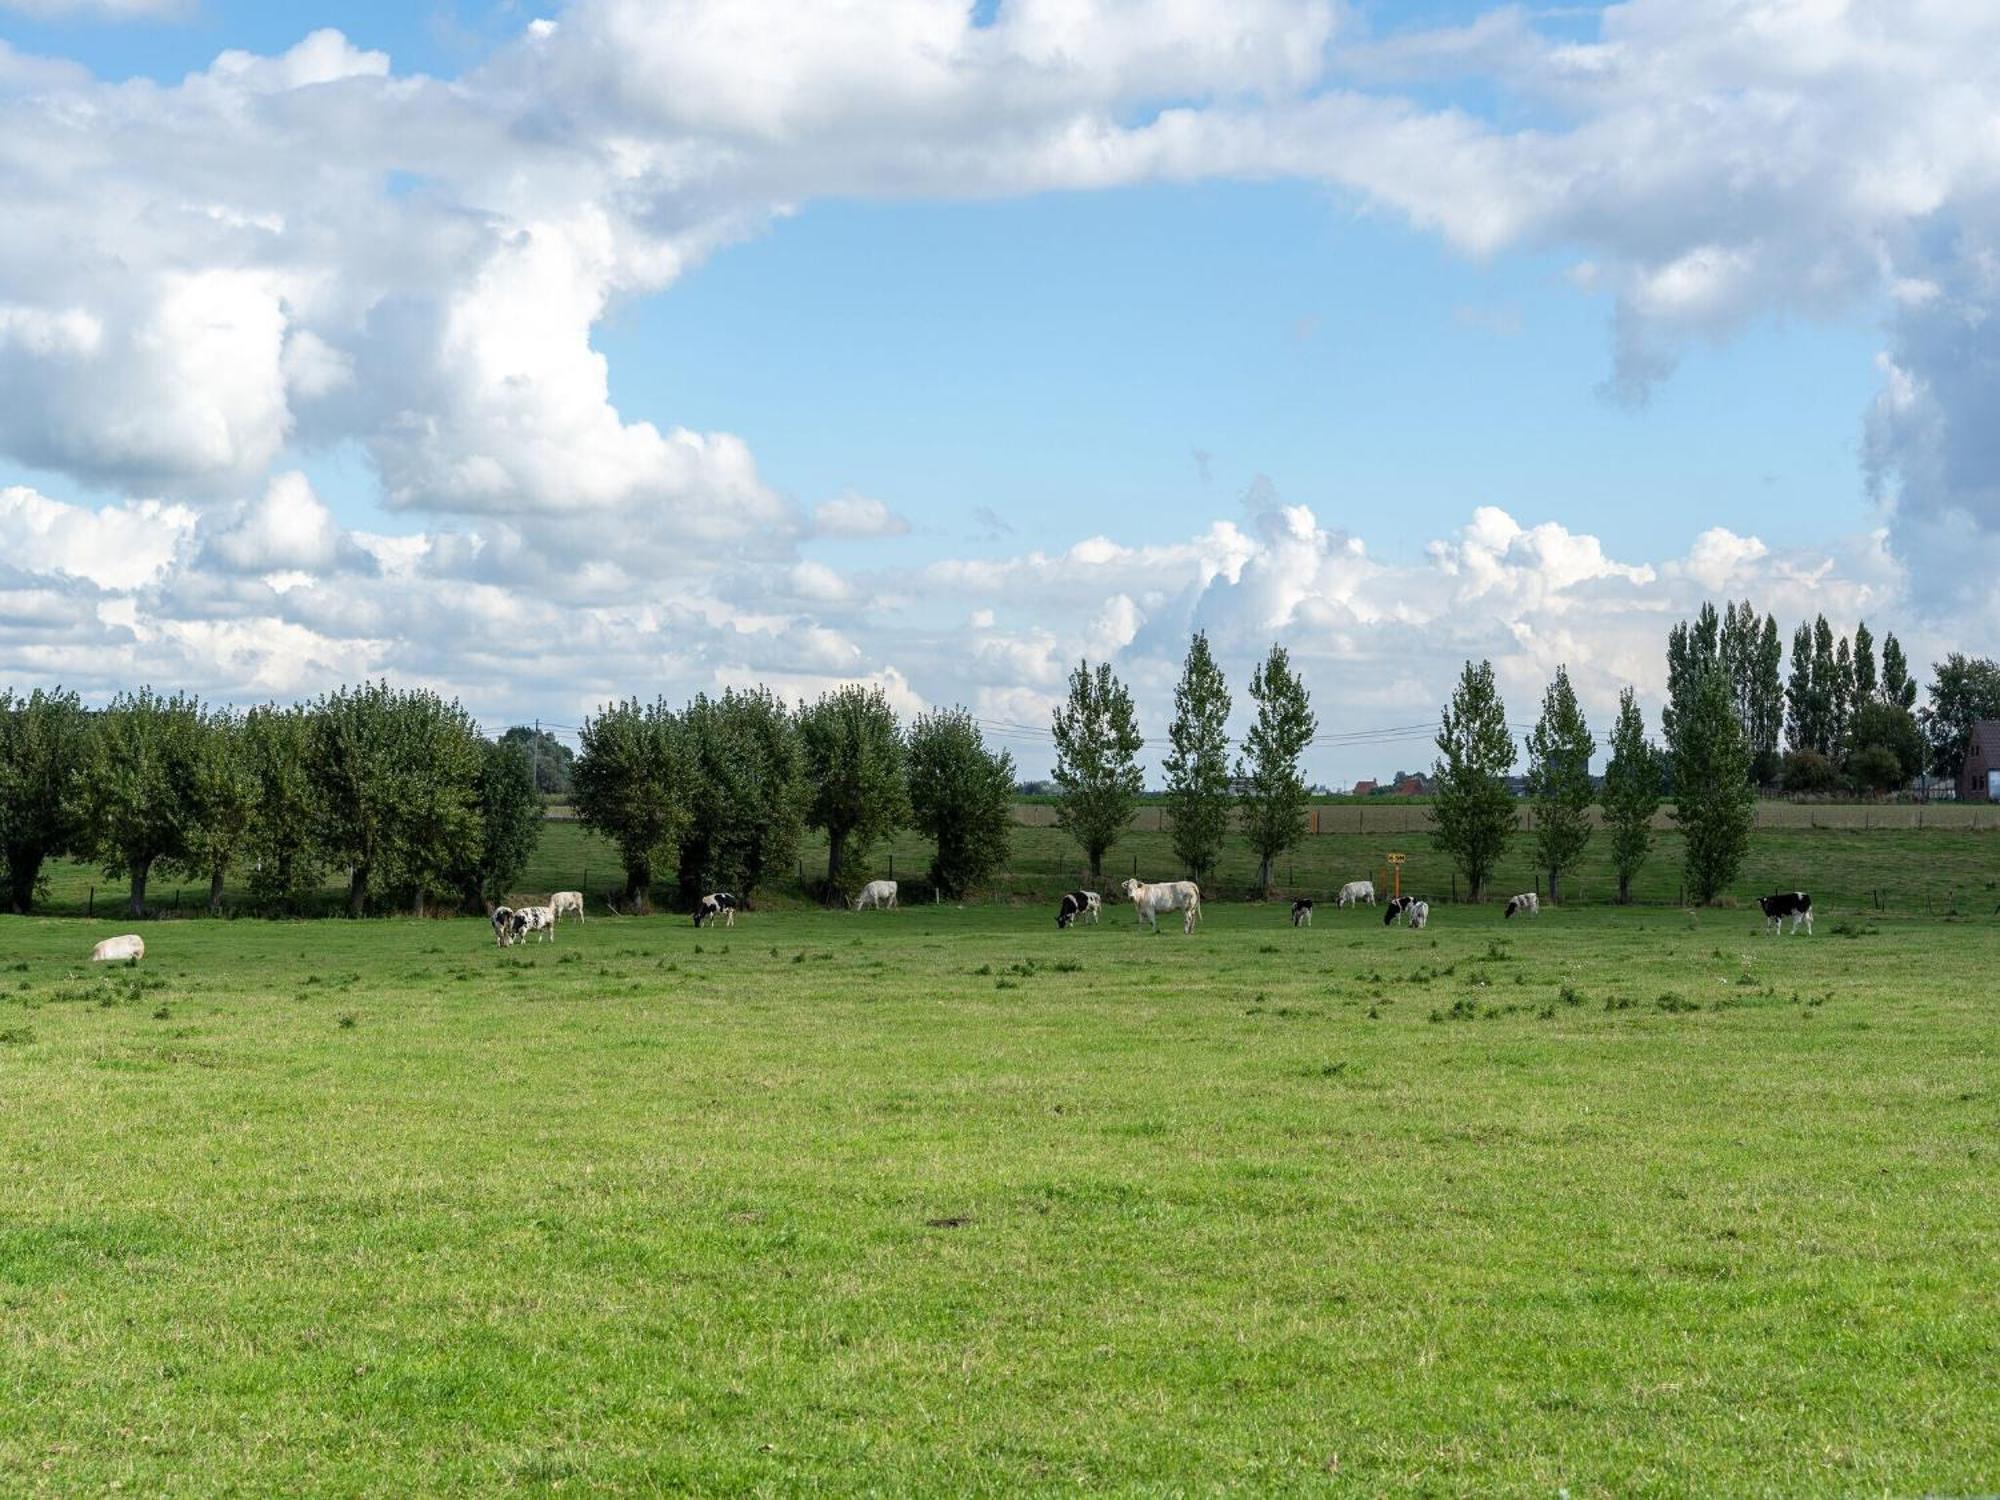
[{"left": 87, "top": 886, "right": 94, "bottom": 917}]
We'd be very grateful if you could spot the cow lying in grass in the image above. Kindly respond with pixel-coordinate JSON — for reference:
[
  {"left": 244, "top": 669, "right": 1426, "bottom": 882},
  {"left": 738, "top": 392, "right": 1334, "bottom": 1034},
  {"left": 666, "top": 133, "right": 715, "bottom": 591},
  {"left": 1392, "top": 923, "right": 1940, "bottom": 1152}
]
[
  {"left": 1758, "top": 890, "right": 1813, "bottom": 936},
  {"left": 1121, "top": 877, "right": 1201, "bottom": 934},
  {"left": 90, "top": 934, "right": 144, "bottom": 963}
]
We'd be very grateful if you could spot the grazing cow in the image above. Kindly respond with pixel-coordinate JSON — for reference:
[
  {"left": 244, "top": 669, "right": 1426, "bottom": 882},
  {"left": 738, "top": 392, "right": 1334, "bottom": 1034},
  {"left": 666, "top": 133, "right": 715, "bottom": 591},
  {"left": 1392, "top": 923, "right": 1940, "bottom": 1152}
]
[
  {"left": 1758, "top": 890, "right": 1813, "bottom": 936},
  {"left": 1383, "top": 896, "right": 1411, "bottom": 927},
  {"left": 694, "top": 892, "right": 738, "bottom": 928},
  {"left": 90, "top": 934, "right": 144, "bottom": 963},
  {"left": 1406, "top": 900, "right": 1431, "bottom": 930},
  {"left": 1291, "top": 898, "right": 1315, "bottom": 927},
  {"left": 509, "top": 905, "right": 556, "bottom": 944},
  {"left": 1504, "top": 892, "right": 1540, "bottom": 919},
  {"left": 1120, "top": 877, "right": 1202, "bottom": 934},
  {"left": 490, "top": 905, "right": 516, "bottom": 947},
  {"left": 853, "top": 879, "right": 898, "bottom": 911},
  {"left": 548, "top": 890, "right": 585, "bottom": 923},
  {"left": 1077, "top": 890, "right": 1102, "bottom": 924},
  {"left": 1337, "top": 880, "right": 1376, "bottom": 908},
  {"left": 1056, "top": 890, "right": 1094, "bottom": 929}
]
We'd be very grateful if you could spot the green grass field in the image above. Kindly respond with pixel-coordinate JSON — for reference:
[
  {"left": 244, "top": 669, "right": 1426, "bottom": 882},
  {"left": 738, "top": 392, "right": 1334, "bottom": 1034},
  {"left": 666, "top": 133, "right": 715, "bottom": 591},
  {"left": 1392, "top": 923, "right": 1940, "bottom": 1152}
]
[{"left": 3, "top": 903, "right": 1995, "bottom": 1494}]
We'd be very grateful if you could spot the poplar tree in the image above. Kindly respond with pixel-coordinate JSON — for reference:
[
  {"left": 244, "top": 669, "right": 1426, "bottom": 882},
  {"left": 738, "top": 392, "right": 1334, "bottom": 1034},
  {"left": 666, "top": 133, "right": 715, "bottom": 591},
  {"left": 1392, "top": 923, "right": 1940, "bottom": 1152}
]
[
  {"left": 1602, "top": 689, "right": 1663, "bottom": 904},
  {"left": 1524, "top": 666, "right": 1593, "bottom": 904},
  {"left": 1881, "top": 633, "right": 1918, "bottom": 711},
  {"left": 1161, "top": 632, "right": 1232, "bottom": 883},
  {"left": 1237, "top": 644, "right": 1316, "bottom": 891},
  {"left": 1674, "top": 667, "right": 1755, "bottom": 904},
  {"left": 1430, "top": 660, "right": 1516, "bottom": 903},
  {"left": 1051, "top": 661, "right": 1144, "bottom": 883}
]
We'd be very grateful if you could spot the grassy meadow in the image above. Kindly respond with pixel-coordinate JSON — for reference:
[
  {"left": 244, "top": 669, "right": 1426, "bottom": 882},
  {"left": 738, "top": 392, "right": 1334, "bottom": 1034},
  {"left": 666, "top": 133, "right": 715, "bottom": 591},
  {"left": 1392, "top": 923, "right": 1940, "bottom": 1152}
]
[{"left": 2, "top": 901, "right": 1996, "bottom": 1494}]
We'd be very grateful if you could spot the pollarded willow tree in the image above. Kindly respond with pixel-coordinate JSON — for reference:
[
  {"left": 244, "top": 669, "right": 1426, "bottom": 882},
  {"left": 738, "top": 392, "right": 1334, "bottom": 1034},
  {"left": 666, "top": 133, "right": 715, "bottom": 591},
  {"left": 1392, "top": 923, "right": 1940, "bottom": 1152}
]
[
  {"left": 799, "top": 683, "right": 908, "bottom": 901},
  {"left": 1430, "top": 659, "right": 1516, "bottom": 903},
  {"left": 907, "top": 707, "right": 1016, "bottom": 899},
  {"left": 1051, "top": 660, "right": 1144, "bottom": 884},
  {"left": 77, "top": 687, "right": 205, "bottom": 918},
  {"left": 0, "top": 685, "right": 91, "bottom": 915},
  {"left": 457, "top": 735, "right": 543, "bottom": 911},
  {"left": 1161, "top": 631, "right": 1232, "bottom": 884},
  {"left": 1237, "top": 643, "right": 1316, "bottom": 892},
  {"left": 676, "top": 687, "right": 807, "bottom": 905},
  {"left": 174, "top": 707, "right": 258, "bottom": 915},
  {"left": 1602, "top": 688, "right": 1663, "bottom": 904},
  {"left": 1524, "top": 665, "right": 1593, "bottom": 904},
  {"left": 571, "top": 697, "right": 689, "bottom": 914},
  {"left": 243, "top": 703, "right": 324, "bottom": 911}
]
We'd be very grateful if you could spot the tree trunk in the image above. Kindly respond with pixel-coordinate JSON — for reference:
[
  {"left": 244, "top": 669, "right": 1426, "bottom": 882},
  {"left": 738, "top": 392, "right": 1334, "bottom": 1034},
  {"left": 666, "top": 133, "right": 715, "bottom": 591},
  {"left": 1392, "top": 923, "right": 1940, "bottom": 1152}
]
[
  {"left": 1548, "top": 868, "right": 1562, "bottom": 905},
  {"left": 1259, "top": 854, "right": 1273, "bottom": 892},
  {"left": 1089, "top": 845, "right": 1103, "bottom": 882},
  {"left": 411, "top": 885, "right": 426, "bottom": 918},
  {"left": 208, "top": 867, "right": 225, "bottom": 916},
  {"left": 128, "top": 856, "right": 151, "bottom": 918},
  {"left": 7, "top": 846, "right": 41, "bottom": 914},
  {"left": 347, "top": 863, "right": 368, "bottom": 918},
  {"left": 624, "top": 860, "right": 651, "bottom": 915},
  {"left": 826, "top": 830, "right": 846, "bottom": 898},
  {"left": 1618, "top": 871, "right": 1631, "bottom": 905}
]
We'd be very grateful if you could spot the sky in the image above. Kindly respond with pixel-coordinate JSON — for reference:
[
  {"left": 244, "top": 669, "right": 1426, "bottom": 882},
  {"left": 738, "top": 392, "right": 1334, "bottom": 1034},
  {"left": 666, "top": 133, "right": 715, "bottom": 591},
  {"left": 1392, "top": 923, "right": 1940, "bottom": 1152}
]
[{"left": 1, "top": 0, "right": 1995, "bottom": 784}]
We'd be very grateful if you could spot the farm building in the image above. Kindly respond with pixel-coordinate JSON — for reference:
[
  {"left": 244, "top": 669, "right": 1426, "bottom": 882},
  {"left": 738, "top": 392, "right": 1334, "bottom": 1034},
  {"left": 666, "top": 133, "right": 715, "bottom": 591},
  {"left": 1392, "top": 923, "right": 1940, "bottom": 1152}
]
[{"left": 1960, "top": 720, "right": 2000, "bottom": 802}]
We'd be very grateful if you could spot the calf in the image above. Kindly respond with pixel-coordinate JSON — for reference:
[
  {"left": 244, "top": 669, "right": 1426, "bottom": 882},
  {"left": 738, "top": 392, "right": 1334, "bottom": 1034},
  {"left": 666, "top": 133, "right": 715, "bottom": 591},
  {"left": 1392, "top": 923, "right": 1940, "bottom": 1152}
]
[
  {"left": 1056, "top": 891, "right": 1090, "bottom": 929},
  {"left": 1406, "top": 900, "right": 1431, "bottom": 930},
  {"left": 1337, "top": 880, "right": 1376, "bottom": 908},
  {"left": 548, "top": 890, "right": 585, "bottom": 923},
  {"left": 1290, "top": 898, "right": 1314, "bottom": 927},
  {"left": 1121, "top": 877, "right": 1202, "bottom": 934},
  {"left": 1757, "top": 890, "right": 1813, "bottom": 936},
  {"left": 694, "top": 891, "right": 738, "bottom": 928},
  {"left": 509, "top": 904, "right": 556, "bottom": 944},
  {"left": 1383, "top": 896, "right": 1410, "bottom": 927},
  {"left": 90, "top": 934, "right": 144, "bottom": 963},
  {"left": 853, "top": 879, "right": 898, "bottom": 911},
  {"left": 490, "top": 905, "right": 515, "bottom": 947},
  {"left": 1504, "top": 892, "right": 1540, "bottom": 919}
]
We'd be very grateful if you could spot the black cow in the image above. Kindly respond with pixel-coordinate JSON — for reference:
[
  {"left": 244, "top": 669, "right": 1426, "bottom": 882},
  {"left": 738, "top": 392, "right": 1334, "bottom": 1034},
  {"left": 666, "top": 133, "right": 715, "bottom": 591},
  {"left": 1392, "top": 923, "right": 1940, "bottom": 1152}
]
[
  {"left": 694, "top": 891, "right": 739, "bottom": 928},
  {"left": 1290, "top": 898, "right": 1314, "bottom": 927},
  {"left": 1056, "top": 890, "right": 1089, "bottom": 929},
  {"left": 1757, "top": 890, "right": 1812, "bottom": 936}
]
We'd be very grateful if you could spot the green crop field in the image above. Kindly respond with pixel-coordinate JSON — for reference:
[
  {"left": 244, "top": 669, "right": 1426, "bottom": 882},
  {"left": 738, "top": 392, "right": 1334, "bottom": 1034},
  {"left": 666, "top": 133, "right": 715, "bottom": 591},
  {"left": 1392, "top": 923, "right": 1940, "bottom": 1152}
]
[{"left": 2, "top": 902, "right": 1995, "bottom": 1494}]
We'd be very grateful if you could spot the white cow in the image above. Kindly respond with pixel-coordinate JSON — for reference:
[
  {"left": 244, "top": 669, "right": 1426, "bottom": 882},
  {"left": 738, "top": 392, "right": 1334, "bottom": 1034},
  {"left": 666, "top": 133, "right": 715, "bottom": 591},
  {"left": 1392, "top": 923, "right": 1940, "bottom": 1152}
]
[
  {"left": 1504, "top": 892, "right": 1540, "bottom": 919},
  {"left": 1121, "top": 877, "right": 1202, "bottom": 934},
  {"left": 90, "top": 934, "right": 144, "bottom": 963},
  {"left": 1406, "top": 900, "right": 1431, "bottom": 930},
  {"left": 548, "top": 890, "right": 585, "bottom": 923},
  {"left": 510, "top": 904, "right": 557, "bottom": 944},
  {"left": 853, "top": 879, "right": 898, "bottom": 911},
  {"left": 1337, "top": 880, "right": 1376, "bottom": 908}
]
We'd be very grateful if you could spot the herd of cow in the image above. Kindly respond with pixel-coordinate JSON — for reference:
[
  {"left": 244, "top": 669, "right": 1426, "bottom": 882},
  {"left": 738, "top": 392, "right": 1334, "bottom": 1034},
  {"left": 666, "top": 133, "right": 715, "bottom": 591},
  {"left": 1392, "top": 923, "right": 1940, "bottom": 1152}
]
[{"left": 476, "top": 878, "right": 1818, "bottom": 948}]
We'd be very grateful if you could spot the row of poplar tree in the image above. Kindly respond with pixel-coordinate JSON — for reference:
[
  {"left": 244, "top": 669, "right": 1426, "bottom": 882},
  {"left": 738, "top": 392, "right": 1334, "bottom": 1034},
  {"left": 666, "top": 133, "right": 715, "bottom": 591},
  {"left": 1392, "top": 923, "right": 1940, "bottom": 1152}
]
[{"left": 0, "top": 682, "right": 543, "bottom": 919}]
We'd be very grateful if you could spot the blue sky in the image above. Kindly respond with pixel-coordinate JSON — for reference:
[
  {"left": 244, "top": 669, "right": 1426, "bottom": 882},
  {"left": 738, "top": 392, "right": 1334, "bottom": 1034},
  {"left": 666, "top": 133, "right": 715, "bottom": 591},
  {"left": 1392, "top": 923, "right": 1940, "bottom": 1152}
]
[{"left": 0, "top": 1, "right": 1989, "bottom": 782}]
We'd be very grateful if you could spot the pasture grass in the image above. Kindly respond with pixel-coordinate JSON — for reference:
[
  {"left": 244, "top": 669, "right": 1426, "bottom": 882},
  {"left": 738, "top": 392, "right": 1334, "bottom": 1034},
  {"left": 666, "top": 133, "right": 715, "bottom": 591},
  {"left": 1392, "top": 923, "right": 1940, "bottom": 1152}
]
[{"left": 2, "top": 903, "right": 1995, "bottom": 1494}]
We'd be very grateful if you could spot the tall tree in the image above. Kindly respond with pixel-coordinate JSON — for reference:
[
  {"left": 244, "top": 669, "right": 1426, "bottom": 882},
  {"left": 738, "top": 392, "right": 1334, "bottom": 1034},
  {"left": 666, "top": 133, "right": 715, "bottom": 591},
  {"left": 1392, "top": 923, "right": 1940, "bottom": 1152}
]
[
  {"left": 77, "top": 687, "right": 204, "bottom": 917},
  {"left": 1832, "top": 635, "right": 1856, "bottom": 756},
  {"left": 1719, "top": 601, "right": 1757, "bottom": 735},
  {"left": 571, "top": 697, "right": 689, "bottom": 913},
  {"left": 1784, "top": 621, "right": 1816, "bottom": 755},
  {"left": 1050, "top": 660, "right": 1144, "bottom": 883},
  {"left": 1880, "top": 632, "right": 1918, "bottom": 711},
  {"left": 1919, "top": 654, "right": 2000, "bottom": 781},
  {"left": 1161, "top": 632, "right": 1232, "bottom": 883},
  {"left": 0, "top": 686, "right": 90, "bottom": 914},
  {"left": 799, "top": 684, "right": 909, "bottom": 899},
  {"left": 243, "top": 704, "right": 324, "bottom": 911},
  {"left": 1237, "top": 644, "right": 1316, "bottom": 891},
  {"left": 457, "top": 737, "right": 542, "bottom": 909},
  {"left": 498, "top": 725, "right": 575, "bottom": 796},
  {"left": 1852, "top": 620, "right": 1878, "bottom": 704},
  {"left": 174, "top": 707, "right": 257, "bottom": 914},
  {"left": 1846, "top": 700, "right": 1923, "bottom": 794},
  {"left": 1750, "top": 613, "right": 1785, "bottom": 783},
  {"left": 1602, "top": 688, "right": 1663, "bottom": 904},
  {"left": 675, "top": 687, "right": 806, "bottom": 903},
  {"left": 1663, "top": 602, "right": 1722, "bottom": 760},
  {"left": 907, "top": 707, "right": 1016, "bottom": 899},
  {"left": 1673, "top": 666, "right": 1755, "bottom": 904},
  {"left": 1524, "top": 666, "right": 1593, "bottom": 904},
  {"left": 1810, "top": 616, "right": 1839, "bottom": 754},
  {"left": 1430, "top": 659, "right": 1516, "bottom": 903}
]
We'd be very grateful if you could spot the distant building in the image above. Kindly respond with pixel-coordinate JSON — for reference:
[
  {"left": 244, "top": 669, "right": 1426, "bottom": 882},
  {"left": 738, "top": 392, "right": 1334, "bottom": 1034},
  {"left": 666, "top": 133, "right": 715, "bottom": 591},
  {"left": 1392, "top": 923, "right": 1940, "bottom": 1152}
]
[
  {"left": 1961, "top": 721, "right": 2000, "bottom": 802},
  {"left": 1392, "top": 774, "right": 1428, "bottom": 796},
  {"left": 1351, "top": 779, "right": 1378, "bottom": 796}
]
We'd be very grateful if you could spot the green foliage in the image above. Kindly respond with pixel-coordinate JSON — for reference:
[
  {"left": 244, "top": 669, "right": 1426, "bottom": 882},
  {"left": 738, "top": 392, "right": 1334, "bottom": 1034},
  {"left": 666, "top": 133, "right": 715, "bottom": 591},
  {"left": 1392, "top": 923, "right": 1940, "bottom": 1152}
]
[
  {"left": 1430, "top": 660, "right": 1516, "bottom": 902},
  {"left": 1674, "top": 667, "right": 1755, "bottom": 904},
  {"left": 1050, "top": 660, "right": 1144, "bottom": 882},
  {"left": 1524, "top": 666, "right": 1593, "bottom": 903},
  {"left": 461, "top": 737, "right": 542, "bottom": 907},
  {"left": 77, "top": 687, "right": 205, "bottom": 917},
  {"left": 572, "top": 697, "right": 690, "bottom": 912},
  {"left": 172, "top": 707, "right": 257, "bottom": 913},
  {"left": 243, "top": 704, "right": 324, "bottom": 911},
  {"left": 0, "top": 685, "right": 90, "bottom": 914},
  {"left": 1846, "top": 745, "right": 1906, "bottom": 796},
  {"left": 907, "top": 707, "right": 1016, "bottom": 899},
  {"left": 1161, "top": 632, "right": 1232, "bottom": 882},
  {"left": 1852, "top": 619, "right": 1878, "bottom": 703},
  {"left": 1781, "top": 749, "right": 1842, "bottom": 795},
  {"left": 1919, "top": 653, "right": 2000, "bottom": 780},
  {"left": 1663, "top": 602, "right": 1720, "bottom": 762},
  {"left": 497, "top": 725, "right": 575, "bottom": 796},
  {"left": 799, "top": 684, "right": 908, "bottom": 898},
  {"left": 1237, "top": 644, "right": 1316, "bottom": 890},
  {"left": 1602, "top": 689, "right": 1662, "bottom": 904},
  {"left": 1751, "top": 613, "right": 1784, "bottom": 782},
  {"left": 1846, "top": 700, "right": 1923, "bottom": 788},
  {"left": 307, "top": 681, "right": 484, "bottom": 917},
  {"left": 677, "top": 687, "right": 806, "bottom": 902},
  {"left": 1880, "top": 632, "right": 1917, "bottom": 711}
]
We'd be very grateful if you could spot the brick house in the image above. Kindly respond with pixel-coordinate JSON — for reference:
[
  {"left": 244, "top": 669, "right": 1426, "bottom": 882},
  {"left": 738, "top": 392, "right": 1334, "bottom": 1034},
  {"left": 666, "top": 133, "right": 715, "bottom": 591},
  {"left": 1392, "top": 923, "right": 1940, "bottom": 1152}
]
[{"left": 1961, "top": 720, "right": 2000, "bottom": 802}]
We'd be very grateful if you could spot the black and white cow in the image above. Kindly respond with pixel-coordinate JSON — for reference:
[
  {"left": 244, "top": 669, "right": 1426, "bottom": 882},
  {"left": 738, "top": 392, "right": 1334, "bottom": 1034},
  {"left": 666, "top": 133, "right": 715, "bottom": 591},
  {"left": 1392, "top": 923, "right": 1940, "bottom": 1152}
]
[
  {"left": 1504, "top": 892, "right": 1540, "bottom": 919},
  {"left": 490, "top": 905, "right": 515, "bottom": 947},
  {"left": 694, "top": 891, "right": 738, "bottom": 928},
  {"left": 1290, "top": 898, "right": 1314, "bottom": 927},
  {"left": 1384, "top": 896, "right": 1412, "bottom": 927},
  {"left": 1056, "top": 890, "right": 1088, "bottom": 928},
  {"left": 1757, "top": 890, "right": 1813, "bottom": 936}
]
